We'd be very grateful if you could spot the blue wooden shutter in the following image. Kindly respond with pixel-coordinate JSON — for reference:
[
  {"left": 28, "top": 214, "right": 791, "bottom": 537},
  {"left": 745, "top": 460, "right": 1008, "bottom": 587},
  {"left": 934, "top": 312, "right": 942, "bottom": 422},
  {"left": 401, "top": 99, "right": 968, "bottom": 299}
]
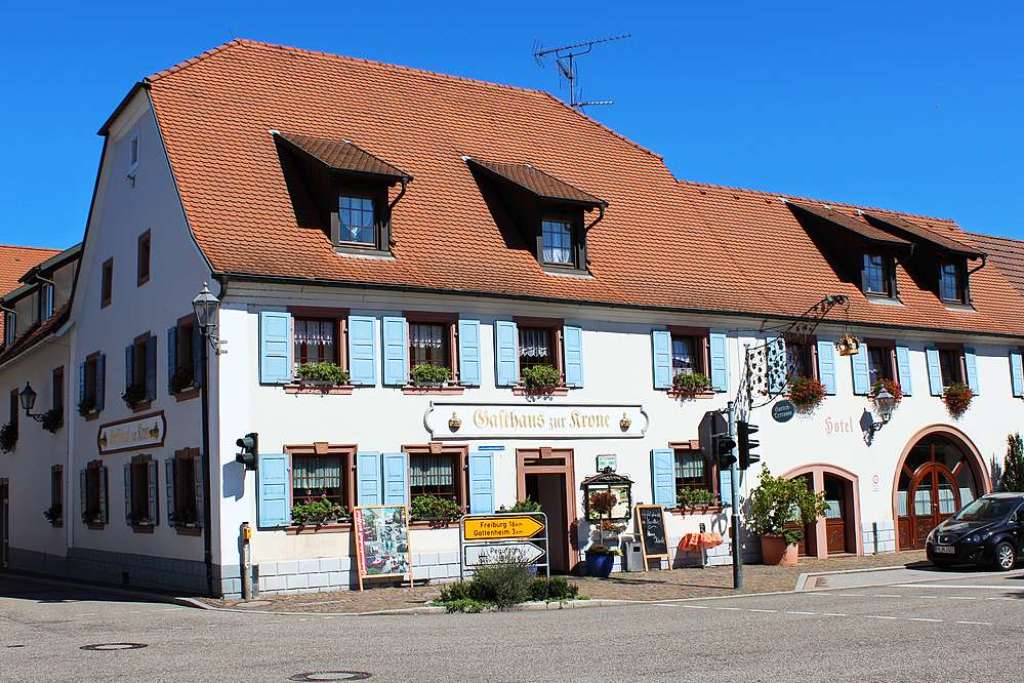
[
  {"left": 851, "top": 344, "right": 870, "bottom": 395},
  {"left": 709, "top": 331, "right": 729, "bottom": 393},
  {"left": 1010, "top": 351, "right": 1024, "bottom": 398},
  {"left": 356, "top": 452, "right": 383, "bottom": 506},
  {"left": 191, "top": 322, "right": 203, "bottom": 388},
  {"left": 145, "top": 335, "right": 158, "bottom": 400},
  {"left": 816, "top": 340, "right": 836, "bottom": 395},
  {"left": 468, "top": 451, "right": 495, "bottom": 514},
  {"left": 123, "top": 463, "right": 132, "bottom": 523},
  {"left": 348, "top": 315, "right": 377, "bottom": 386},
  {"left": 964, "top": 348, "right": 980, "bottom": 394},
  {"left": 650, "top": 449, "right": 676, "bottom": 508},
  {"left": 147, "top": 460, "right": 159, "bottom": 525},
  {"left": 651, "top": 330, "right": 672, "bottom": 389},
  {"left": 95, "top": 355, "right": 105, "bottom": 411},
  {"left": 78, "top": 362, "right": 86, "bottom": 407},
  {"left": 382, "top": 452, "right": 408, "bottom": 505},
  {"left": 124, "top": 344, "right": 134, "bottom": 392},
  {"left": 165, "top": 458, "right": 176, "bottom": 526},
  {"left": 259, "top": 311, "right": 292, "bottom": 385},
  {"left": 193, "top": 452, "right": 205, "bottom": 528},
  {"left": 767, "top": 337, "right": 786, "bottom": 394},
  {"left": 166, "top": 327, "right": 177, "bottom": 393},
  {"left": 458, "top": 319, "right": 481, "bottom": 386},
  {"left": 719, "top": 469, "right": 733, "bottom": 507},
  {"left": 926, "top": 348, "right": 943, "bottom": 396},
  {"left": 79, "top": 469, "right": 87, "bottom": 520},
  {"left": 98, "top": 466, "right": 108, "bottom": 523},
  {"left": 256, "top": 454, "right": 290, "bottom": 528},
  {"left": 494, "top": 320, "right": 519, "bottom": 387},
  {"left": 382, "top": 316, "right": 408, "bottom": 386},
  {"left": 563, "top": 325, "right": 584, "bottom": 388},
  {"left": 896, "top": 346, "right": 913, "bottom": 396}
]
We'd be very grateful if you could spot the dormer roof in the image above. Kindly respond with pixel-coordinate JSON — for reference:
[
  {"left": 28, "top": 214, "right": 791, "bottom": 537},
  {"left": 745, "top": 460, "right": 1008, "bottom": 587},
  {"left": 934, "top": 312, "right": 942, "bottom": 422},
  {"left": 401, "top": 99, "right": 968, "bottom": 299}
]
[
  {"left": 863, "top": 212, "right": 984, "bottom": 258},
  {"left": 274, "top": 131, "right": 411, "bottom": 181},
  {"left": 786, "top": 201, "right": 911, "bottom": 247},
  {"left": 465, "top": 157, "right": 606, "bottom": 207}
]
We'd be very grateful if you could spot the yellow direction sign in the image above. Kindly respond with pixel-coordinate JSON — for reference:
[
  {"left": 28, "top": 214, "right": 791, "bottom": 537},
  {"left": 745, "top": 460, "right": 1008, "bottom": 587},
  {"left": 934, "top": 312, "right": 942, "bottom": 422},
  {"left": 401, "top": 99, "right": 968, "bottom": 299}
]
[{"left": 463, "top": 515, "right": 545, "bottom": 541}]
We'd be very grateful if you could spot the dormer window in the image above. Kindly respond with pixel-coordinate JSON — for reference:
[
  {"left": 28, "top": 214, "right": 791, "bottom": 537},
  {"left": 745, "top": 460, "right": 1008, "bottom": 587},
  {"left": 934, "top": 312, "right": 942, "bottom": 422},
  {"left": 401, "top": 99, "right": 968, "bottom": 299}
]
[
  {"left": 2, "top": 310, "right": 15, "bottom": 346},
  {"left": 338, "top": 195, "right": 376, "bottom": 245},
  {"left": 939, "top": 260, "right": 966, "bottom": 304},
  {"left": 541, "top": 218, "right": 575, "bottom": 266},
  {"left": 862, "top": 253, "right": 895, "bottom": 297}
]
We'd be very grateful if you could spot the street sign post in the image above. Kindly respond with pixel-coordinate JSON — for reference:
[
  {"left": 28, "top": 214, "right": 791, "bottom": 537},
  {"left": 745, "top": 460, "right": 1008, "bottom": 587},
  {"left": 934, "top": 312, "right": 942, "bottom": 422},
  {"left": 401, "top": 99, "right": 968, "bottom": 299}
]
[{"left": 460, "top": 513, "right": 549, "bottom": 579}]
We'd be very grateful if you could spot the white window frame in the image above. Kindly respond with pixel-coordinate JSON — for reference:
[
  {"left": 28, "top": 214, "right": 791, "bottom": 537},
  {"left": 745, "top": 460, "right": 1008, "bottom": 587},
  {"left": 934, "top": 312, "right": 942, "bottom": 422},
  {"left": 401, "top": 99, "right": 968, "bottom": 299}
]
[{"left": 128, "top": 133, "right": 140, "bottom": 175}]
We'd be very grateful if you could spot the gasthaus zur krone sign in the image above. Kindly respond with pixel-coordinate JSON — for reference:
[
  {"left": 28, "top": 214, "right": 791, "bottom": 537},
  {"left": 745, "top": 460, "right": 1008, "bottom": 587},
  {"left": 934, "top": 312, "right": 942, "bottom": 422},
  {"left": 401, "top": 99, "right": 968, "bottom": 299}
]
[
  {"left": 460, "top": 513, "right": 549, "bottom": 578},
  {"left": 426, "top": 402, "right": 648, "bottom": 440}
]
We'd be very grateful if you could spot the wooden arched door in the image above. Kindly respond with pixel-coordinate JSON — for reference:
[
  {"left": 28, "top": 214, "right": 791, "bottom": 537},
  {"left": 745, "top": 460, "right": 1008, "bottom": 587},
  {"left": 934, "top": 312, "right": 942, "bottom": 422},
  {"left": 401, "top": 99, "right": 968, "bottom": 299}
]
[{"left": 897, "top": 435, "right": 980, "bottom": 550}]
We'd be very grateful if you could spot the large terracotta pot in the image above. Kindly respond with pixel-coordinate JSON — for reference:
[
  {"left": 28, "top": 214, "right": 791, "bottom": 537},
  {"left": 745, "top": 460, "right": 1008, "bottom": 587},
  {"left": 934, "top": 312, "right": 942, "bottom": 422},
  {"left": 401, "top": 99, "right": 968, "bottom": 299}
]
[{"left": 761, "top": 534, "right": 798, "bottom": 567}]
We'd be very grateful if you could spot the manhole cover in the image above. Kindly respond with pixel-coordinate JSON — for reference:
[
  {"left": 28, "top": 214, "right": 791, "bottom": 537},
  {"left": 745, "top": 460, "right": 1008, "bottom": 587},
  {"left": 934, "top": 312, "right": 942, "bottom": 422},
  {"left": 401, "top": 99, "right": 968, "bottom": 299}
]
[
  {"left": 80, "top": 643, "right": 148, "bottom": 651},
  {"left": 288, "top": 673, "right": 371, "bottom": 681}
]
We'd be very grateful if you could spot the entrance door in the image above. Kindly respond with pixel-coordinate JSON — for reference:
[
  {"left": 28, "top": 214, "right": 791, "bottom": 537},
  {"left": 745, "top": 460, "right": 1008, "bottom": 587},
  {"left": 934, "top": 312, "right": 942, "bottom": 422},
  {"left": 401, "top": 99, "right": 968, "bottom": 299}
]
[
  {"left": 517, "top": 449, "right": 577, "bottom": 574},
  {"left": 897, "top": 435, "right": 980, "bottom": 550},
  {"left": 0, "top": 478, "right": 9, "bottom": 569},
  {"left": 823, "top": 475, "right": 851, "bottom": 554},
  {"left": 785, "top": 474, "right": 816, "bottom": 557}
]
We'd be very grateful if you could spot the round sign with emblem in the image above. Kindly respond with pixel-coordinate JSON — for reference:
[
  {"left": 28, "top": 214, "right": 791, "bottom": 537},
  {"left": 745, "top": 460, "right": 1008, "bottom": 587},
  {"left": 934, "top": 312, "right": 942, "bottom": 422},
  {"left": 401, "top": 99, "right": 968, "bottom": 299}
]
[{"left": 772, "top": 400, "right": 796, "bottom": 423}]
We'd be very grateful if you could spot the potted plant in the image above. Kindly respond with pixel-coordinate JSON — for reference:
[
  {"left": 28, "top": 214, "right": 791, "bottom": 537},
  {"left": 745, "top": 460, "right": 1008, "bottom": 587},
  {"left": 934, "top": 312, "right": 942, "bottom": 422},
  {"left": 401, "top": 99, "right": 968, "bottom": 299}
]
[
  {"left": 294, "top": 361, "right": 349, "bottom": 389},
  {"left": 122, "top": 383, "right": 148, "bottom": 408},
  {"left": 41, "top": 408, "right": 63, "bottom": 434},
  {"left": 677, "top": 487, "right": 717, "bottom": 513},
  {"left": 410, "top": 493, "right": 461, "bottom": 528},
  {"left": 43, "top": 504, "right": 62, "bottom": 527},
  {"left": 869, "top": 378, "right": 902, "bottom": 409},
  {"left": 169, "top": 366, "right": 196, "bottom": 394},
  {"left": 521, "top": 363, "right": 561, "bottom": 394},
  {"left": 77, "top": 397, "right": 97, "bottom": 417},
  {"left": 788, "top": 376, "right": 826, "bottom": 413},
  {"left": 586, "top": 489, "right": 621, "bottom": 578},
  {"left": 747, "top": 465, "right": 829, "bottom": 566},
  {"left": 410, "top": 363, "right": 451, "bottom": 387},
  {"left": 672, "top": 371, "right": 710, "bottom": 397},
  {"left": 497, "top": 498, "right": 542, "bottom": 513},
  {"left": 0, "top": 422, "right": 17, "bottom": 453},
  {"left": 291, "top": 495, "right": 348, "bottom": 528},
  {"left": 943, "top": 382, "right": 973, "bottom": 418}
]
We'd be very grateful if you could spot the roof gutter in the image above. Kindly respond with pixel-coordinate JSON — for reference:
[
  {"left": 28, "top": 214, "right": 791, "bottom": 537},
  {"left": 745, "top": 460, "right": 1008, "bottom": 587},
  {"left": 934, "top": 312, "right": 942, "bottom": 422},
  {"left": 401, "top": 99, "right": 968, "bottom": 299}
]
[{"left": 211, "top": 271, "right": 1024, "bottom": 342}]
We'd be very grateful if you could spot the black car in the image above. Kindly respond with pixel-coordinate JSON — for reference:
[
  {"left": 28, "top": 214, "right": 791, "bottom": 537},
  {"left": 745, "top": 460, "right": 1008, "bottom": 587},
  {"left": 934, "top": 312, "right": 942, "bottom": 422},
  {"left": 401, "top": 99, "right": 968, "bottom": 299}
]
[{"left": 926, "top": 492, "right": 1024, "bottom": 570}]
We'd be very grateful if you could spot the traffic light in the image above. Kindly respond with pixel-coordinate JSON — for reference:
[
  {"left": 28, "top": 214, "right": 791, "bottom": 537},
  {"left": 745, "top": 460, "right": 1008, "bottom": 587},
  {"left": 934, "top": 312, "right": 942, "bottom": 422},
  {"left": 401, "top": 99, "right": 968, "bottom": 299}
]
[
  {"left": 738, "top": 421, "right": 760, "bottom": 470},
  {"left": 715, "top": 433, "right": 737, "bottom": 469},
  {"left": 235, "top": 432, "right": 258, "bottom": 470}
]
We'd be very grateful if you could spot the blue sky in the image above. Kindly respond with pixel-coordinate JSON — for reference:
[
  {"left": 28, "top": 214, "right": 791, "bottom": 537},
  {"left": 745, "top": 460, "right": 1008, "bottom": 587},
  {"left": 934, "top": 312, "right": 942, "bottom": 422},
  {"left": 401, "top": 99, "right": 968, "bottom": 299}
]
[{"left": 2, "top": 1, "right": 1021, "bottom": 249}]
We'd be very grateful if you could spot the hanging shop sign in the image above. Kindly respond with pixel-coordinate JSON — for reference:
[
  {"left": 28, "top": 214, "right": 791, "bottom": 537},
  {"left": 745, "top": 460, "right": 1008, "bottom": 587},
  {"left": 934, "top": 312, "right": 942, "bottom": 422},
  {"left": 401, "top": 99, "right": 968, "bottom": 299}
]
[
  {"left": 425, "top": 402, "right": 648, "bottom": 440},
  {"left": 97, "top": 411, "right": 166, "bottom": 455},
  {"left": 771, "top": 400, "right": 796, "bottom": 423},
  {"left": 460, "top": 513, "right": 549, "bottom": 578},
  {"left": 352, "top": 505, "right": 412, "bottom": 591}
]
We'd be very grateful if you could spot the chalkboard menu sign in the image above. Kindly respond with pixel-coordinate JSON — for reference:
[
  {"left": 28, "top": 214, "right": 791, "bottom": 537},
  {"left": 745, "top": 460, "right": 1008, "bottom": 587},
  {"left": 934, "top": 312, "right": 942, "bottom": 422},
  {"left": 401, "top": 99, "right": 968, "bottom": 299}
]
[
  {"left": 635, "top": 504, "right": 669, "bottom": 570},
  {"left": 353, "top": 505, "right": 412, "bottom": 591}
]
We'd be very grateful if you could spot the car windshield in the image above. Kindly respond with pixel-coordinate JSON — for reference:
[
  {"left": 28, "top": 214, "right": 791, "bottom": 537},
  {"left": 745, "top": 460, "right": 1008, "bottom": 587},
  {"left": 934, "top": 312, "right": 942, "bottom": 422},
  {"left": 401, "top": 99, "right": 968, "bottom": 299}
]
[{"left": 953, "top": 498, "right": 1019, "bottom": 522}]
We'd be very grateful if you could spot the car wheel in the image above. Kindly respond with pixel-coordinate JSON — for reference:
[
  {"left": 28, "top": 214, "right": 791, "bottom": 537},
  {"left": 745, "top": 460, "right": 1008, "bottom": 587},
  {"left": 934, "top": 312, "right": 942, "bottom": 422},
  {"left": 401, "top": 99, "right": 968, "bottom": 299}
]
[{"left": 993, "top": 541, "right": 1017, "bottom": 571}]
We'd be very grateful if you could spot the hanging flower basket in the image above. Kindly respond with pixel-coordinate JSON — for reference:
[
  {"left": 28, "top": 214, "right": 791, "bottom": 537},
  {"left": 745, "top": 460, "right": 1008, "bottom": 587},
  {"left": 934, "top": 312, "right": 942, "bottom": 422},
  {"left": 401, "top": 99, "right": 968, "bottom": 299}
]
[
  {"left": 943, "top": 382, "right": 974, "bottom": 418},
  {"left": 870, "top": 379, "right": 903, "bottom": 408},
  {"left": 788, "top": 377, "right": 826, "bottom": 413}
]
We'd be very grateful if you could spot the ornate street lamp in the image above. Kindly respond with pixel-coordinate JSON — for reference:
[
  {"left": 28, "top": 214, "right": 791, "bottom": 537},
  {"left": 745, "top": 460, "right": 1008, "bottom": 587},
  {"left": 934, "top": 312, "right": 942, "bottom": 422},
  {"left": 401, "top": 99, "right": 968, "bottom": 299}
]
[
  {"left": 19, "top": 382, "right": 44, "bottom": 422},
  {"left": 192, "top": 282, "right": 221, "bottom": 353},
  {"left": 864, "top": 386, "right": 896, "bottom": 445},
  {"left": 191, "top": 281, "right": 221, "bottom": 597}
]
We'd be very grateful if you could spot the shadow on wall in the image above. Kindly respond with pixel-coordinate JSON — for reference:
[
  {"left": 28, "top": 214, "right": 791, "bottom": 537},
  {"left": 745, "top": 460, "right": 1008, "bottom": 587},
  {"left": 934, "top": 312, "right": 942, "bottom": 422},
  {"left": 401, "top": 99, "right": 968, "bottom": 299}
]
[{"left": 222, "top": 461, "right": 245, "bottom": 501}]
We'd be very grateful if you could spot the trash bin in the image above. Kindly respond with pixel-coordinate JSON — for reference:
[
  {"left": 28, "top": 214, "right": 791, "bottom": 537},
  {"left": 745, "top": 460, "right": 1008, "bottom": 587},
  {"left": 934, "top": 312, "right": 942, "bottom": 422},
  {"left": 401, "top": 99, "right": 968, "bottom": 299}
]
[{"left": 622, "top": 535, "right": 645, "bottom": 572}]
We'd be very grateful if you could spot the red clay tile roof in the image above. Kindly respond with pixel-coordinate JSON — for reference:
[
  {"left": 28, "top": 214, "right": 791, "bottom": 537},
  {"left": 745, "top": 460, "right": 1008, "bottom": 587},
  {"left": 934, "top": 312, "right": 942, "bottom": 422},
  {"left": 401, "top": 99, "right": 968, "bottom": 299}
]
[
  {"left": 0, "top": 304, "right": 69, "bottom": 367},
  {"left": 0, "top": 245, "right": 60, "bottom": 341},
  {"left": 966, "top": 232, "right": 1024, "bottom": 297},
  {"left": 275, "top": 132, "right": 410, "bottom": 179},
  {"left": 786, "top": 201, "right": 911, "bottom": 246},
  {"left": 466, "top": 157, "right": 605, "bottom": 206},
  {"left": 142, "top": 39, "right": 1024, "bottom": 338},
  {"left": 864, "top": 212, "right": 983, "bottom": 258}
]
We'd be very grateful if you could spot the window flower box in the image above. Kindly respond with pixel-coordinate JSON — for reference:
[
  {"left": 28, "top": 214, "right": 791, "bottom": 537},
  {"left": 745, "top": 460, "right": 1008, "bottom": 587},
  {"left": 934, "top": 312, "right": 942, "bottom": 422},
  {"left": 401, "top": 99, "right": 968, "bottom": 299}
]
[
  {"left": 410, "top": 494, "right": 461, "bottom": 529},
  {"left": 41, "top": 408, "right": 63, "bottom": 434},
  {"left": 943, "top": 382, "right": 973, "bottom": 418},
  {"left": 169, "top": 367, "right": 197, "bottom": 395},
  {"left": 122, "top": 383, "right": 149, "bottom": 409},
  {"left": 0, "top": 422, "right": 17, "bottom": 453},
  {"left": 291, "top": 497, "right": 349, "bottom": 529},
  {"left": 676, "top": 487, "right": 719, "bottom": 514},
  {"left": 410, "top": 363, "right": 451, "bottom": 388},
  {"left": 289, "top": 362, "right": 352, "bottom": 395},
  {"left": 671, "top": 371, "right": 712, "bottom": 399},
  {"left": 43, "top": 504, "right": 63, "bottom": 527},
  {"left": 521, "top": 363, "right": 561, "bottom": 395},
  {"left": 788, "top": 376, "right": 826, "bottom": 413},
  {"left": 77, "top": 397, "right": 98, "bottom": 418}
]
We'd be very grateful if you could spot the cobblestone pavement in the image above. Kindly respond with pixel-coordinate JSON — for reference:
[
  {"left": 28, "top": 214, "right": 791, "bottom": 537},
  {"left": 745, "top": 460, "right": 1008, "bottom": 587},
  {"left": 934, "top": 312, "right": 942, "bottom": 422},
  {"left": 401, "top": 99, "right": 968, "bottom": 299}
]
[{"left": 200, "top": 550, "right": 928, "bottom": 613}]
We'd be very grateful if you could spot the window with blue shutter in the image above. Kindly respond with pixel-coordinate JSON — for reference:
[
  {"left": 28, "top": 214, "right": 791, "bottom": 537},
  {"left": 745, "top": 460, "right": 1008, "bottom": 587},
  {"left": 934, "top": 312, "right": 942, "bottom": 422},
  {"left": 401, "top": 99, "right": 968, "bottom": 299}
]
[
  {"left": 458, "top": 320, "right": 482, "bottom": 386},
  {"left": 851, "top": 344, "right": 870, "bottom": 395},
  {"left": 166, "top": 327, "right": 177, "bottom": 394},
  {"left": 816, "top": 340, "right": 836, "bottom": 395},
  {"left": 895, "top": 346, "right": 913, "bottom": 395},
  {"left": 382, "top": 452, "right": 409, "bottom": 505},
  {"left": 964, "top": 348, "right": 980, "bottom": 395},
  {"left": 348, "top": 315, "right": 377, "bottom": 386},
  {"left": 382, "top": 316, "right": 409, "bottom": 386},
  {"left": 124, "top": 344, "right": 134, "bottom": 393},
  {"left": 257, "top": 453, "right": 291, "bottom": 528},
  {"left": 147, "top": 460, "right": 159, "bottom": 525},
  {"left": 563, "top": 325, "right": 584, "bottom": 388},
  {"left": 145, "top": 335, "right": 157, "bottom": 400},
  {"left": 709, "top": 331, "right": 729, "bottom": 393},
  {"left": 650, "top": 449, "right": 676, "bottom": 508},
  {"left": 356, "top": 452, "right": 383, "bottom": 506},
  {"left": 651, "top": 330, "right": 672, "bottom": 389},
  {"left": 165, "top": 459, "right": 176, "bottom": 526},
  {"left": 259, "top": 311, "right": 292, "bottom": 385},
  {"left": 1011, "top": 351, "right": 1024, "bottom": 398},
  {"left": 468, "top": 451, "right": 495, "bottom": 514},
  {"left": 494, "top": 320, "right": 519, "bottom": 387},
  {"left": 926, "top": 348, "right": 943, "bottom": 396}
]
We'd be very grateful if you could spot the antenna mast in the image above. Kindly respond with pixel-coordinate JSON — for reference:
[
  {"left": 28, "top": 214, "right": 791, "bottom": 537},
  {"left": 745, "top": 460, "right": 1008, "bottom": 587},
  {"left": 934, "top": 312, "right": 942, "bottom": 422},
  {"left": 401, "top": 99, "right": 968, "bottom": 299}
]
[{"left": 534, "top": 34, "right": 630, "bottom": 110}]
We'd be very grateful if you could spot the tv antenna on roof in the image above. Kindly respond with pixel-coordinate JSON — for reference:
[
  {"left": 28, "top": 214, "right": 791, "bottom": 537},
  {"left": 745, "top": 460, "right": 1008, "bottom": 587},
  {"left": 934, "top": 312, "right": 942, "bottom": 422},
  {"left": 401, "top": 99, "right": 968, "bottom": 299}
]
[{"left": 534, "top": 34, "right": 630, "bottom": 110}]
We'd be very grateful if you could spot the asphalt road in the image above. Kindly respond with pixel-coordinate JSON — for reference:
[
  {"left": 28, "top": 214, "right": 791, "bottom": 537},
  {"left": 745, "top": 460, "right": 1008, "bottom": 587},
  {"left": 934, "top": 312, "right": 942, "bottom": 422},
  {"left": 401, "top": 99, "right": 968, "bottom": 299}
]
[{"left": 3, "top": 570, "right": 1024, "bottom": 682}]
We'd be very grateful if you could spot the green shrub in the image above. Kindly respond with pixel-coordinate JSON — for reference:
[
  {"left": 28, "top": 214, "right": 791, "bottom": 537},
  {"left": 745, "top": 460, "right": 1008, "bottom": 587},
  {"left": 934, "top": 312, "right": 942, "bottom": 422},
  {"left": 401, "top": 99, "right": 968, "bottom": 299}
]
[
  {"left": 467, "top": 548, "right": 533, "bottom": 609},
  {"left": 747, "top": 465, "right": 829, "bottom": 544},
  {"left": 443, "top": 598, "right": 487, "bottom": 613},
  {"left": 295, "top": 362, "right": 349, "bottom": 385},
  {"left": 439, "top": 581, "right": 472, "bottom": 602},
  {"left": 521, "top": 364, "right": 560, "bottom": 392},
  {"left": 672, "top": 371, "right": 710, "bottom": 394},
  {"left": 498, "top": 498, "right": 542, "bottom": 513},
  {"left": 677, "top": 488, "right": 717, "bottom": 508},
  {"left": 291, "top": 497, "right": 347, "bottom": 526},
  {"left": 529, "top": 576, "right": 579, "bottom": 602},
  {"left": 410, "top": 494, "right": 461, "bottom": 526},
  {"left": 410, "top": 363, "right": 451, "bottom": 386}
]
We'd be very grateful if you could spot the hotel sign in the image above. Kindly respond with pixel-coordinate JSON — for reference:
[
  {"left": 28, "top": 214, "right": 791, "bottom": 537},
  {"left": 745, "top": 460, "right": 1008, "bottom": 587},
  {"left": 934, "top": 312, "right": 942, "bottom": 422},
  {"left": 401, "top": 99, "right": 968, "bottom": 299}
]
[
  {"left": 98, "top": 411, "right": 167, "bottom": 455},
  {"left": 425, "top": 402, "right": 648, "bottom": 440}
]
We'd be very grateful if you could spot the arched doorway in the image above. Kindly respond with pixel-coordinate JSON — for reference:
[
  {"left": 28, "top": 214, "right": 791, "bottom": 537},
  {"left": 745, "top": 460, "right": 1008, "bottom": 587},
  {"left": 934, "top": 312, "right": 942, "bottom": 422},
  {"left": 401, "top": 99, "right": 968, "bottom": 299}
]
[
  {"left": 781, "top": 464, "right": 862, "bottom": 558},
  {"left": 894, "top": 429, "right": 988, "bottom": 551}
]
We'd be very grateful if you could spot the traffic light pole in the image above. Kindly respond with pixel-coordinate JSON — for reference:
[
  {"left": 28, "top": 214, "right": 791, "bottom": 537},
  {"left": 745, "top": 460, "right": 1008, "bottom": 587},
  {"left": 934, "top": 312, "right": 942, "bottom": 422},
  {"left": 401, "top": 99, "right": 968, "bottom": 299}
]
[{"left": 727, "top": 400, "right": 743, "bottom": 590}]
